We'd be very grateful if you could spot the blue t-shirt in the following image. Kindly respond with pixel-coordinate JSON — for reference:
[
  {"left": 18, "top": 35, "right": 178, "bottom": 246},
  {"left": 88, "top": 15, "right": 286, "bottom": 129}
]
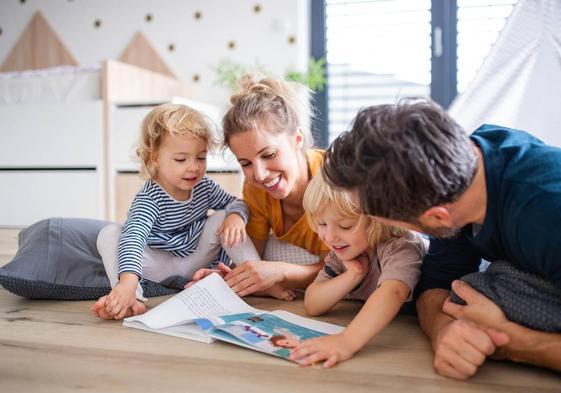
[{"left": 417, "top": 124, "right": 561, "bottom": 295}]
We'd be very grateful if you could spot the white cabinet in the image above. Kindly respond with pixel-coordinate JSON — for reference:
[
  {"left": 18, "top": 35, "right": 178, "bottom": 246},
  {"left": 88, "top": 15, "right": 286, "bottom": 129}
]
[
  {"left": 0, "top": 102, "right": 103, "bottom": 167},
  {"left": 111, "top": 105, "right": 148, "bottom": 171},
  {"left": 0, "top": 102, "right": 103, "bottom": 226},
  {"left": 0, "top": 99, "right": 241, "bottom": 226},
  {"left": 0, "top": 170, "right": 101, "bottom": 226}
]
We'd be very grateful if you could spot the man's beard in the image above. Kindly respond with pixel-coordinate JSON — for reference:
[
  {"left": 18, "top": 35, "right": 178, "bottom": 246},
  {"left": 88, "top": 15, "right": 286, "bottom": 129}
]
[{"left": 413, "top": 221, "right": 461, "bottom": 239}]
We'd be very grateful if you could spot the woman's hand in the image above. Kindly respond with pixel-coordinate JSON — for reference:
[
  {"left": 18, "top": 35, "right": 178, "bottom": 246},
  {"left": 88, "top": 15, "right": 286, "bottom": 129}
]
[
  {"left": 225, "top": 261, "right": 285, "bottom": 296},
  {"left": 186, "top": 262, "right": 232, "bottom": 288},
  {"left": 217, "top": 213, "right": 247, "bottom": 248},
  {"left": 289, "top": 333, "right": 358, "bottom": 368}
]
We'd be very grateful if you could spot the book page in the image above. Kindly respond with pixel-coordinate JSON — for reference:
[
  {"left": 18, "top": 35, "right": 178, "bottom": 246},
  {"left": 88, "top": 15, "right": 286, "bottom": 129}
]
[
  {"left": 206, "top": 312, "right": 337, "bottom": 361},
  {"left": 271, "top": 310, "right": 345, "bottom": 335},
  {"left": 124, "top": 273, "right": 259, "bottom": 330},
  {"left": 123, "top": 319, "right": 215, "bottom": 343}
]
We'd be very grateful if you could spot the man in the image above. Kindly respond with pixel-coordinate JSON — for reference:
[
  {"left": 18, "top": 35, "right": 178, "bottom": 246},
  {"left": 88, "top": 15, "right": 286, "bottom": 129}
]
[{"left": 322, "top": 98, "right": 561, "bottom": 380}]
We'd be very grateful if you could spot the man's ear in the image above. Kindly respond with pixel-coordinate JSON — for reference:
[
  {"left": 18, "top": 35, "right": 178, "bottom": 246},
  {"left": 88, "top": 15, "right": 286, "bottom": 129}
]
[{"left": 419, "top": 206, "right": 454, "bottom": 227}]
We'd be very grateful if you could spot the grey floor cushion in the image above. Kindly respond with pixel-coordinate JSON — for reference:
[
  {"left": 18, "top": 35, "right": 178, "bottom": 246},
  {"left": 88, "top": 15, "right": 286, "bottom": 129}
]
[{"left": 0, "top": 217, "right": 181, "bottom": 300}]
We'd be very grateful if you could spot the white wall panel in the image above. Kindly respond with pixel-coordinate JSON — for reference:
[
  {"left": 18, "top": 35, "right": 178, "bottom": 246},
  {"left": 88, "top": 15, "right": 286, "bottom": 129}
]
[
  {"left": 0, "top": 170, "right": 100, "bottom": 226},
  {"left": 0, "top": 1, "right": 309, "bottom": 108},
  {"left": 0, "top": 101, "right": 103, "bottom": 167}
]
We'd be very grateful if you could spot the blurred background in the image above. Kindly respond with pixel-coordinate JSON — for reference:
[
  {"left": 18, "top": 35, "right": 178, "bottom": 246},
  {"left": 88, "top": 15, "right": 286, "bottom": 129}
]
[{"left": 2, "top": 0, "right": 558, "bottom": 226}]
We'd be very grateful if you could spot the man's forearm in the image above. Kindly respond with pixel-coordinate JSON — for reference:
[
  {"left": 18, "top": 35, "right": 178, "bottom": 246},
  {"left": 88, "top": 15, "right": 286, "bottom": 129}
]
[
  {"left": 498, "top": 321, "right": 561, "bottom": 371},
  {"left": 421, "top": 286, "right": 561, "bottom": 371},
  {"left": 416, "top": 288, "right": 456, "bottom": 346}
]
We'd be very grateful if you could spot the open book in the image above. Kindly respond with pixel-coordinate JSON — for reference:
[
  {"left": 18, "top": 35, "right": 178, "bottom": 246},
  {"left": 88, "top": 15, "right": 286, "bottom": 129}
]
[{"left": 123, "top": 273, "right": 344, "bottom": 360}]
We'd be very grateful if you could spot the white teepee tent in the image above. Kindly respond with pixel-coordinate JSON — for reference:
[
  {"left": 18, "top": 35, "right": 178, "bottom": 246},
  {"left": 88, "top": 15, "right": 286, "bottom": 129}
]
[{"left": 448, "top": 0, "right": 561, "bottom": 147}]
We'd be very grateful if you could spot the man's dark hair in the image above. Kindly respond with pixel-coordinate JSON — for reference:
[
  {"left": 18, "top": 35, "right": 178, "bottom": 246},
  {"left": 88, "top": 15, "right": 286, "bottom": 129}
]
[{"left": 322, "top": 98, "right": 477, "bottom": 221}]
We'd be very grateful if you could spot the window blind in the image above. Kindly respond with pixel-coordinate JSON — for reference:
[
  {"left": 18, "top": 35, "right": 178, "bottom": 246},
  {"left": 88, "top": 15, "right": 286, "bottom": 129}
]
[{"left": 326, "top": 0, "right": 432, "bottom": 142}]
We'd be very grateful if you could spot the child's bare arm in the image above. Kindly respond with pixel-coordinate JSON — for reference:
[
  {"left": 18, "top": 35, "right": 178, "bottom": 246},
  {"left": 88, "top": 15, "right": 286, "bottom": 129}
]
[
  {"left": 304, "top": 270, "right": 365, "bottom": 316},
  {"left": 340, "top": 279, "right": 410, "bottom": 348},
  {"left": 304, "top": 254, "right": 369, "bottom": 316},
  {"left": 292, "top": 279, "right": 411, "bottom": 367}
]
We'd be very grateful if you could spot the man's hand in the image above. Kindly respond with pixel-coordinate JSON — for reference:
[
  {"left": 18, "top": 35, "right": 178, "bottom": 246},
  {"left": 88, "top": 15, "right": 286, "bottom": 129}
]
[
  {"left": 443, "top": 280, "right": 509, "bottom": 328},
  {"left": 429, "top": 280, "right": 510, "bottom": 379},
  {"left": 432, "top": 318, "right": 510, "bottom": 380}
]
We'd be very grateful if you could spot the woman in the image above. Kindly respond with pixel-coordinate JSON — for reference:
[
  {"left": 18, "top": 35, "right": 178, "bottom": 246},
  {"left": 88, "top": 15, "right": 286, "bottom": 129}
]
[{"left": 193, "top": 75, "right": 328, "bottom": 299}]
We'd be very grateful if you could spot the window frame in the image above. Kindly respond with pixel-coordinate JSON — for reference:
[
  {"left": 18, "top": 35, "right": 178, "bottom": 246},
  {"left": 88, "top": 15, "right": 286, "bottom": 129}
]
[{"left": 311, "top": 0, "right": 458, "bottom": 148}]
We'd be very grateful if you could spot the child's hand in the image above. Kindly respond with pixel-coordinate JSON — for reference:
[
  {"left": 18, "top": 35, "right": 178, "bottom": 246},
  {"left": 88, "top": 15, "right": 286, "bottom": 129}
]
[
  {"left": 92, "top": 294, "right": 146, "bottom": 320},
  {"left": 104, "top": 273, "right": 139, "bottom": 319},
  {"left": 186, "top": 262, "right": 232, "bottom": 288},
  {"left": 341, "top": 252, "right": 370, "bottom": 279},
  {"left": 217, "top": 214, "right": 247, "bottom": 248},
  {"left": 289, "top": 333, "right": 358, "bottom": 368}
]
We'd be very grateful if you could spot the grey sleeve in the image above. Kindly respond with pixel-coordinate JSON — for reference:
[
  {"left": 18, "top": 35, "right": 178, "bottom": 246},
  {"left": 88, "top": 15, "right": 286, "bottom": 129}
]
[
  {"left": 225, "top": 198, "right": 250, "bottom": 224},
  {"left": 205, "top": 176, "right": 249, "bottom": 224}
]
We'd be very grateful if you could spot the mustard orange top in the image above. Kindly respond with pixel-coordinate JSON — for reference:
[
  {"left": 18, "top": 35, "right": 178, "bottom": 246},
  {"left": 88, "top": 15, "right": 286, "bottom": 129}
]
[{"left": 243, "top": 149, "right": 329, "bottom": 256}]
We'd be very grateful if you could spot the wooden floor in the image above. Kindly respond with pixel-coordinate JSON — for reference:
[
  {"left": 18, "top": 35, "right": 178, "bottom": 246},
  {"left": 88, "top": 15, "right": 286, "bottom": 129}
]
[{"left": 0, "top": 228, "right": 560, "bottom": 392}]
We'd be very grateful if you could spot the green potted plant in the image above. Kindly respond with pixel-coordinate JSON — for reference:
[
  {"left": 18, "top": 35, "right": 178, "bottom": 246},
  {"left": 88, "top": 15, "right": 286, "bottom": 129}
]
[{"left": 213, "top": 57, "right": 326, "bottom": 92}]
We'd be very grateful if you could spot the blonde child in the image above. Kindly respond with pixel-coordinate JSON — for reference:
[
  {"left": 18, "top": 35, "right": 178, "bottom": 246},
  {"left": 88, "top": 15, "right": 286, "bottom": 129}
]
[
  {"left": 289, "top": 173, "right": 428, "bottom": 367},
  {"left": 92, "top": 104, "right": 260, "bottom": 320}
]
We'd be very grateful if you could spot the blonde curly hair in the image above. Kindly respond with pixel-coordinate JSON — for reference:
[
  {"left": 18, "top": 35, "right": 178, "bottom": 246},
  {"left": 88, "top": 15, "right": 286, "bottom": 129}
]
[{"left": 136, "top": 103, "right": 218, "bottom": 179}]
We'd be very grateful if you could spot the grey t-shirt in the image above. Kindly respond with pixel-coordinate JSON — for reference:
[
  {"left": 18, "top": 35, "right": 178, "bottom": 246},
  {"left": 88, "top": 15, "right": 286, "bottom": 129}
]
[{"left": 314, "top": 231, "right": 428, "bottom": 301}]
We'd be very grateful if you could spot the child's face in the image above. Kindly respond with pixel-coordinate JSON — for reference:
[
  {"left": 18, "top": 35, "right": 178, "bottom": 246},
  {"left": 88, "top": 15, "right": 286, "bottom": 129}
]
[
  {"left": 229, "top": 122, "right": 304, "bottom": 200},
  {"left": 153, "top": 133, "right": 207, "bottom": 201},
  {"left": 315, "top": 203, "right": 370, "bottom": 261},
  {"left": 276, "top": 338, "right": 300, "bottom": 348}
]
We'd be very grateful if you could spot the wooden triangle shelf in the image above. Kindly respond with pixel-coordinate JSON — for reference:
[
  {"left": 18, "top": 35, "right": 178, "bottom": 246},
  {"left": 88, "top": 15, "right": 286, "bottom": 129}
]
[{"left": 1, "top": 11, "right": 78, "bottom": 72}]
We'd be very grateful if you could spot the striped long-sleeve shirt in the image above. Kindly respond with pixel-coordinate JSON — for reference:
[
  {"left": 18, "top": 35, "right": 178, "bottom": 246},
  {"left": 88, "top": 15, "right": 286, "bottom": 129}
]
[{"left": 117, "top": 176, "right": 248, "bottom": 278}]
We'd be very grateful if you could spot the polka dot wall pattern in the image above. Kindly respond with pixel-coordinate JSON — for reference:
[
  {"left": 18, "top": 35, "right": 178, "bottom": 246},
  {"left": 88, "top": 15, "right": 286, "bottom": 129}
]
[{"left": 0, "top": 0, "right": 306, "bottom": 106}]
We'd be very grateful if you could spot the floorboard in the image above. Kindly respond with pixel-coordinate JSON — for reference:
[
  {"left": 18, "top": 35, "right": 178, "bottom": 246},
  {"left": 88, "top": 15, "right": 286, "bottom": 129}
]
[{"left": 0, "top": 228, "right": 559, "bottom": 392}]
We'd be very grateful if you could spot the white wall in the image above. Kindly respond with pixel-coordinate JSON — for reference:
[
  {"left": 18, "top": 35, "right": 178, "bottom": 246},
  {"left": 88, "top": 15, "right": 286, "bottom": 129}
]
[{"left": 0, "top": 0, "right": 310, "bottom": 108}]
